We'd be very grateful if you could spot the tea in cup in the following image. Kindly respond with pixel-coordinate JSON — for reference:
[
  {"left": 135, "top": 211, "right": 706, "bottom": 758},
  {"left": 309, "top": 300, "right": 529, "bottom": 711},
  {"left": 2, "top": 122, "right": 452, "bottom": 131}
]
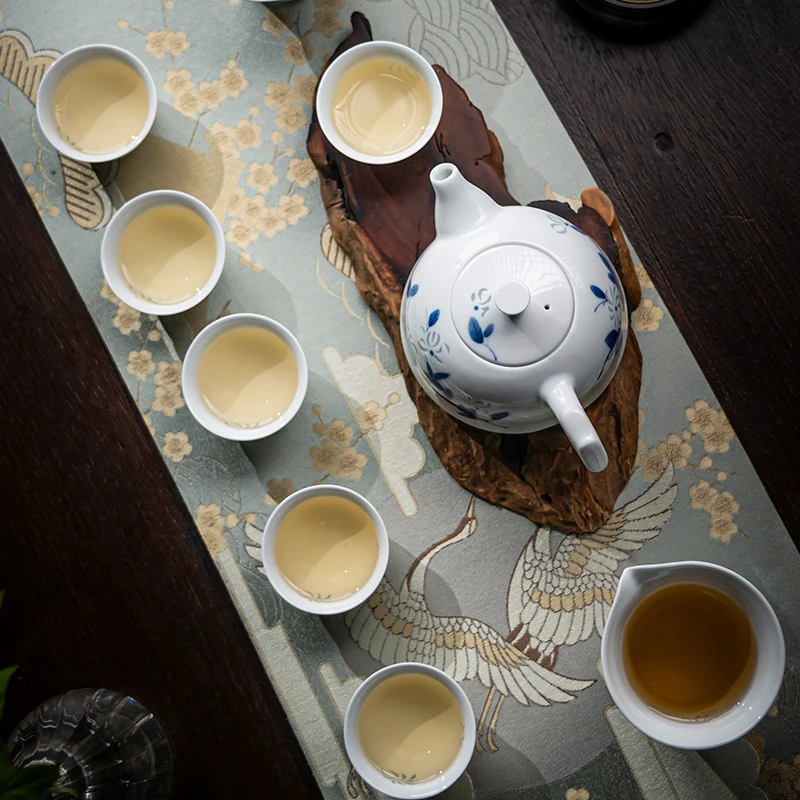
[
  {"left": 316, "top": 41, "right": 443, "bottom": 165},
  {"left": 36, "top": 44, "right": 157, "bottom": 162},
  {"left": 261, "top": 485, "right": 389, "bottom": 614},
  {"left": 101, "top": 190, "right": 225, "bottom": 315},
  {"left": 183, "top": 313, "right": 308, "bottom": 441},
  {"left": 344, "top": 663, "right": 475, "bottom": 798},
  {"left": 601, "top": 561, "right": 784, "bottom": 749}
]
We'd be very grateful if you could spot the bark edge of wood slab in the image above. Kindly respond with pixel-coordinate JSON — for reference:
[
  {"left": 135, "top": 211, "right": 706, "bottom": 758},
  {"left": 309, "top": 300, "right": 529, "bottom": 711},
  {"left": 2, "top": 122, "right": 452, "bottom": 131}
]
[{"left": 307, "top": 12, "right": 642, "bottom": 533}]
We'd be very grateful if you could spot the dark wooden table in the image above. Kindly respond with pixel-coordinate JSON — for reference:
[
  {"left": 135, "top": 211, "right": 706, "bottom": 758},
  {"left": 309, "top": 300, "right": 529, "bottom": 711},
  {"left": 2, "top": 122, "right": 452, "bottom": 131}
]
[{"left": 1, "top": 0, "right": 798, "bottom": 797}]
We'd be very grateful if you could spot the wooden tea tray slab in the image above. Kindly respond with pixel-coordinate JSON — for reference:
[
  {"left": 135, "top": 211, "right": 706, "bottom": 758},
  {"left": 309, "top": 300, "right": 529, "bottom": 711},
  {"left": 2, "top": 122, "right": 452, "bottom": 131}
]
[{"left": 308, "top": 13, "right": 642, "bottom": 532}]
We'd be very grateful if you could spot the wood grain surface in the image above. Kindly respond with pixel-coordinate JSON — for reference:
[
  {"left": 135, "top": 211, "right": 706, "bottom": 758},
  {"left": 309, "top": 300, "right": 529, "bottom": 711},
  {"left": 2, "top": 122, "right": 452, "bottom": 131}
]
[
  {"left": 492, "top": 0, "right": 800, "bottom": 542},
  {"left": 308, "top": 12, "right": 642, "bottom": 532},
  {"left": 0, "top": 140, "right": 319, "bottom": 798}
]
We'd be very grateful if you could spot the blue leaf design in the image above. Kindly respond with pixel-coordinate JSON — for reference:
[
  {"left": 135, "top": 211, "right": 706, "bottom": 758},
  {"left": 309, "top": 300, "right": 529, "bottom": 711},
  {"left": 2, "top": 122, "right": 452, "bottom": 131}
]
[
  {"left": 590, "top": 285, "right": 606, "bottom": 300},
  {"left": 408, "top": 283, "right": 419, "bottom": 297},
  {"left": 490, "top": 411, "right": 510, "bottom": 420},
  {"left": 483, "top": 323, "right": 494, "bottom": 338},
  {"left": 427, "top": 309, "right": 440, "bottom": 328},
  {"left": 598, "top": 251, "right": 617, "bottom": 285},
  {"left": 443, "top": 387, "right": 454, "bottom": 398},
  {"left": 433, "top": 371, "right": 450, "bottom": 380},
  {"left": 468, "top": 317, "right": 484, "bottom": 344},
  {"left": 425, "top": 360, "right": 435, "bottom": 378},
  {"left": 605, "top": 329, "right": 620, "bottom": 350}
]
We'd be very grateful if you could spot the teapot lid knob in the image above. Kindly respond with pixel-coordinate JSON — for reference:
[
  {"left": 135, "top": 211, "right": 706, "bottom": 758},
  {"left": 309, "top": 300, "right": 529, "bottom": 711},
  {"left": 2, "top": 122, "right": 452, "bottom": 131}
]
[{"left": 495, "top": 281, "right": 531, "bottom": 317}]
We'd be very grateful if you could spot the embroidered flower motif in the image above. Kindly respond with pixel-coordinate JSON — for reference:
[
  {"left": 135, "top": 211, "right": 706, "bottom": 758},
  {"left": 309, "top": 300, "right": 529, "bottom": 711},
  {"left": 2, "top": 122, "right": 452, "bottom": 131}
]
[
  {"left": 113, "top": 305, "right": 141, "bottom": 335},
  {"left": 127, "top": 349, "right": 155, "bottom": 381},
  {"left": 162, "top": 431, "right": 192, "bottom": 463},
  {"left": 632, "top": 298, "right": 664, "bottom": 332},
  {"left": 265, "top": 477, "right": 295, "bottom": 505},
  {"left": 199, "top": 79, "right": 226, "bottom": 110},
  {"left": 246, "top": 162, "right": 278, "bottom": 193},
  {"left": 312, "top": 8, "right": 343, "bottom": 37},
  {"left": 286, "top": 157, "right": 317, "bottom": 188},
  {"left": 292, "top": 74, "right": 317, "bottom": 106},
  {"left": 279, "top": 193, "right": 308, "bottom": 224},
  {"left": 233, "top": 119, "right": 262, "bottom": 150},
  {"left": 205, "top": 122, "right": 239, "bottom": 158},
  {"left": 257, "top": 207, "right": 287, "bottom": 238},
  {"left": 637, "top": 434, "right": 691, "bottom": 480},
  {"left": 356, "top": 401, "right": 387, "bottom": 432},
  {"left": 685, "top": 400, "right": 735, "bottom": 453},
  {"left": 226, "top": 219, "right": 259, "bottom": 249},
  {"left": 154, "top": 360, "right": 182, "bottom": 387},
  {"left": 146, "top": 30, "right": 190, "bottom": 59},
  {"left": 262, "top": 9, "right": 287, "bottom": 35},
  {"left": 276, "top": 103, "right": 307, "bottom": 134},
  {"left": 219, "top": 60, "right": 247, "bottom": 96},
  {"left": 151, "top": 384, "right": 185, "bottom": 417},
  {"left": 264, "top": 81, "right": 294, "bottom": 111},
  {"left": 195, "top": 503, "right": 227, "bottom": 555},
  {"left": 689, "top": 480, "right": 740, "bottom": 542},
  {"left": 283, "top": 37, "right": 309, "bottom": 66}
]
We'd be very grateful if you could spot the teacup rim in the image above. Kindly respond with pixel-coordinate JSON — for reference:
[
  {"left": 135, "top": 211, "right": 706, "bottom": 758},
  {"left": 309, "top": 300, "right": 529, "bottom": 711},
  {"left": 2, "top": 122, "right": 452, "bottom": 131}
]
[
  {"left": 182, "top": 312, "right": 309, "bottom": 441},
  {"left": 100, "top": 189, "right": 226, "bottom": 316},
  {"left": 315, "top": 40, "right": 444, "bottom": 166},
  {"left": 343, "top": 662, "right": 476, "bottom": 799},
  {"left": 36, "top": 43, "right": 158, "bottom": 163},
  {"left": 601, "top": 560, "right": 785, "bottom": 749},
  {"left": 260, "top": 484, "right": 389, "bottom": 615}
]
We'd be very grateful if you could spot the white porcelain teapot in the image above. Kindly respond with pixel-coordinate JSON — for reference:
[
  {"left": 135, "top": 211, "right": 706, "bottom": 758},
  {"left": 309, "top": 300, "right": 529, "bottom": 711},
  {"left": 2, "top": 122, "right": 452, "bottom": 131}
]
[{"left": 400, "top": 163, "right": 628, "bottom": 472}]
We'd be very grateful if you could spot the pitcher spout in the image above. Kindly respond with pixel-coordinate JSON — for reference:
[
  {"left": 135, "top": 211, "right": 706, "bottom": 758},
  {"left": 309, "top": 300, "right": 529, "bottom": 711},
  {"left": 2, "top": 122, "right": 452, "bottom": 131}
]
[{"left": 430, "top": 163, "right": 498, "bottom": 238}]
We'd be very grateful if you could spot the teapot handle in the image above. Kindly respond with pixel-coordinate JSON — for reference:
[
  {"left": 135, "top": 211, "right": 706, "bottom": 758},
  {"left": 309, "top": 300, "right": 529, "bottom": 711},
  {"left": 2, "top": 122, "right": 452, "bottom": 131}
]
[{"left": 539, "top": 375, "right": 608, "bottom": 472}]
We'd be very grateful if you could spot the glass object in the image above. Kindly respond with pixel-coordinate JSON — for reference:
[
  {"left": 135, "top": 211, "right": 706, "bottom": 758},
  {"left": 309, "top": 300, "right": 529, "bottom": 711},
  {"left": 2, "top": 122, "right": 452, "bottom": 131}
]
[{"left": 7, "top": 688, "right": 172, "bottom": 798}]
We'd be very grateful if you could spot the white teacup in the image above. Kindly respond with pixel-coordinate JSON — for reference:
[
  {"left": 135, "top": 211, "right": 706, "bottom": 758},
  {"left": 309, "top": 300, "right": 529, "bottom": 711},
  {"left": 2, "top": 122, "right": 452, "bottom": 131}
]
[
  {"left": 182, "top": 313, "right": 308, "bottom": 441},
  {"left": 344, "top": 663, "right": 475, "bottom": 799},
  {"left": 101, "top": 190, "right": 226, "bottom": 316},
  {"left": 36, "top": 43, "right": 157, "bottom": 163},
  {"left": 601, "top": 561, "right": 785, "bottom": 749},
  {"left": 261, "top": 485, "right": 389, "bottom": 615},
  {"left": 315, "top": 40, "right": 443, "bottom": 166}
]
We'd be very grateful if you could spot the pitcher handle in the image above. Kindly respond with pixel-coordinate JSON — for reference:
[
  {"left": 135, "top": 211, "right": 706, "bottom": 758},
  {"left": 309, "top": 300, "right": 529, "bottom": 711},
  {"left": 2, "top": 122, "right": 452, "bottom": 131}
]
[{"left": 540, "top": 375, "right": 608, "bottom": 472}]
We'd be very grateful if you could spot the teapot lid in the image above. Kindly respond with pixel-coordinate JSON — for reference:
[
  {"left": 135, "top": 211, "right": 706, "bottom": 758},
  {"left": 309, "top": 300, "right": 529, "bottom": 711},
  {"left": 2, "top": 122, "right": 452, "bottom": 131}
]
[{"left": 450, "top": 244, "right": 574, "bottom": 366}]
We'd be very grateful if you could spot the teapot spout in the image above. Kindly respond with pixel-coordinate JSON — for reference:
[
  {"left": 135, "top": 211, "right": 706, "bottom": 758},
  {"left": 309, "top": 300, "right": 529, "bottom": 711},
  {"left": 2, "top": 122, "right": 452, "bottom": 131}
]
[
  {"left": 540, "top": 375, "right": 608, "bottom": 472},
  {"left": 430, "top": 163, "right": 498, "bottom": 238}
]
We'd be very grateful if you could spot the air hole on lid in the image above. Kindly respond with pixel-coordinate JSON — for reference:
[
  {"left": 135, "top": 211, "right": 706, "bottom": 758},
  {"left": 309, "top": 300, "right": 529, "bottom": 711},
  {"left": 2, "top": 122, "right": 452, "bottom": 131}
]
[{"left": 544, "top": 304, "right": 551, "bottom": 310}]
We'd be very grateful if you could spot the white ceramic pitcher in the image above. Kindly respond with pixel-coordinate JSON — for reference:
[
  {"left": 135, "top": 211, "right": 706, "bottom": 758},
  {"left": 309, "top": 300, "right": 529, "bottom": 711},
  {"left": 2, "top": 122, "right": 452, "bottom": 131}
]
[{"left": 601, "top": 561, "right": 785, "bottom": 749}]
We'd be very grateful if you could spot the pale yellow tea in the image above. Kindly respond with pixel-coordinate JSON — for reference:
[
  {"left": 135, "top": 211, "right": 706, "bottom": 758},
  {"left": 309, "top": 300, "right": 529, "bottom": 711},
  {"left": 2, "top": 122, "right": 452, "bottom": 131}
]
[
  {"left": 53, "top": 59, "right": 149, "bottom": 155},
  {"left": 623, "top": 582, "right": 756, "bottom": 720},
  {"left": 359, "top": 673, "right": 463, "bottom": 782},
  {"left": 119, "top": 204, "right": 216, "bottom": 304},
  {"left": 332, "top": 56, "right": 432, "bottom": 157},
  {"left": 274, "top": 496, "right": 378, "bottom": 601},
  {"left": 198, "top": 326, "right": 298, "bottom": 428}
]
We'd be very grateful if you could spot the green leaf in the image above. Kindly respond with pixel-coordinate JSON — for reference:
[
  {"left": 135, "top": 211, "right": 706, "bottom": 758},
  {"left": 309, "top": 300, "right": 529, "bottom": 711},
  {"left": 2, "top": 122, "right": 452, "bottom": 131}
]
[
  {"left": 0, "top": 666, "right": 17, "bottom": 724},
  {"left": 0, "top": 745, "right": 17, "bottom": 787},
  {"left": 4, "top": 763, "right": 61, "bottom": 797}
]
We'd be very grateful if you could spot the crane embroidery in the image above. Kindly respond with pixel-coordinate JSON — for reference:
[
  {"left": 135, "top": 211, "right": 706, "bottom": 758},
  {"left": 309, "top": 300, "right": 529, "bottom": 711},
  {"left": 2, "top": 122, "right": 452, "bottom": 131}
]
[{"left": 345, "top": 463, "right": 676, "bottom": 752}]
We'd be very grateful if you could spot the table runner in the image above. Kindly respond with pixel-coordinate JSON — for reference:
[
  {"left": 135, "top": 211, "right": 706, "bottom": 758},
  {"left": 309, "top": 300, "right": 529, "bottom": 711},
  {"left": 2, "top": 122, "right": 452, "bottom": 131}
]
[{"left": 2, "top": 1, "right": 799, "bottom": 797}]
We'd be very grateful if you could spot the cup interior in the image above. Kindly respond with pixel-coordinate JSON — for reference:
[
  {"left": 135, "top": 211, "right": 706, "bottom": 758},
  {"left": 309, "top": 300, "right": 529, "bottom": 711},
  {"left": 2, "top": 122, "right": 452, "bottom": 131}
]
[
  {"left": 260, "top": 484, "right": 388, "bottom": 614},
  {"left": 182, "top": 312, "right": 309, "bottom": 442},
  {"left": 100, "top": 190, "right": 225, "bottom": 316},
  {"left": 344, "top": 663, "right": 476, "bottom": 799},
  {"left": 601, "top": 561, "right": 785, "bottom": 749},
  {"left": 316, "top": 40, "right": 443, "bottom": 165},
  {"left": 36, "top": 44, "right": 157, "bottom": 162}
]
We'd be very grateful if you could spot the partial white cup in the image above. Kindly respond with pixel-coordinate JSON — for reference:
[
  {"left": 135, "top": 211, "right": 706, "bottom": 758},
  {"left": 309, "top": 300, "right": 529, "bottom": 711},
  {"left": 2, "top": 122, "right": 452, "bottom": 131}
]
[
  {"left": 182, "top": 312, "right": 308, "bottom": 442},
  {"left": 344, "top": 663, "right": 475, "bottom": 799},
  {"left": 36, "top": 43, "right": 157, "bottom": 163},
  {"left": 601, "top": 561, "right": 785, "bottom": 750},
  {"left": 261, "top": 484, "right": 389, "bottom": 615},
  {"left": 101, "top": 189, "right": 225, "bottom": 316},
  {"left": 316, "top": 40, "right": 443, "bottom": 165}
]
